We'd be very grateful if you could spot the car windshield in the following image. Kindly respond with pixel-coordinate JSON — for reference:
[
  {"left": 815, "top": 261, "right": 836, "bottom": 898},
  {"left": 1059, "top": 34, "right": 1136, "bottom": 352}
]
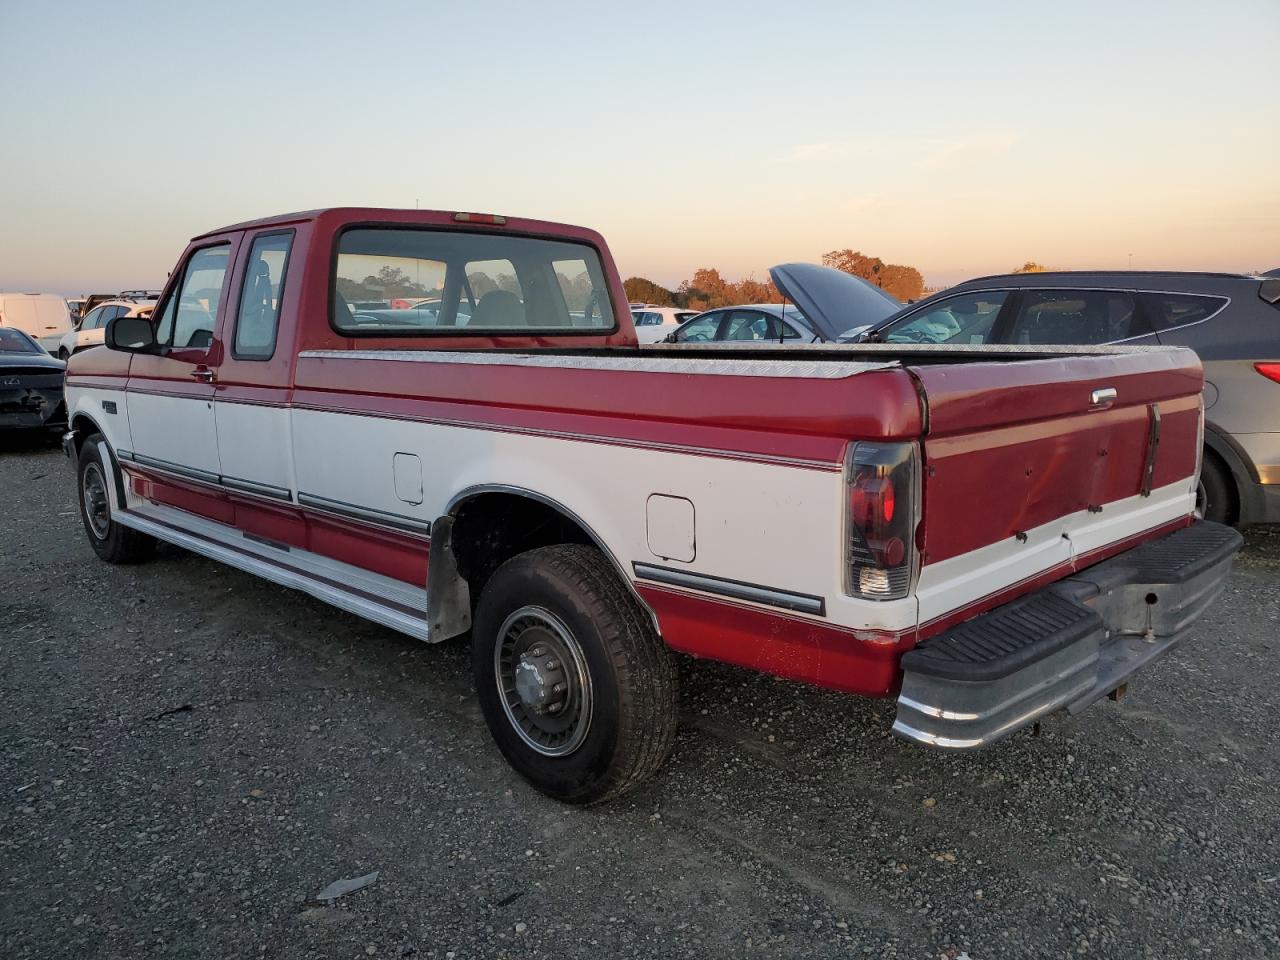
[{"left": 0, "top": 328, "right": 41, "bottom": 353}]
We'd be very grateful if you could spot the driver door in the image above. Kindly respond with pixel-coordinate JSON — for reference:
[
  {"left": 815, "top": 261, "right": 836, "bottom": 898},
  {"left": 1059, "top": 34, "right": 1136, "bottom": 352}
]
[{"left": 125, "top": 238, "right": 239, "bottom": 521}]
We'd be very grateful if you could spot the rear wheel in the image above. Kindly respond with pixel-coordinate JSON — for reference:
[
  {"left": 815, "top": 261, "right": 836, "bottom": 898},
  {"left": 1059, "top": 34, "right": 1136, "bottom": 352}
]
[
  {"left": 77, "top": 434, "right": 154, "bottom": 563},
  {"left": 1196, "top": 450, "right": 1235, "bottom": 526},
  {"left": 472, "top": 544, "right": 678, "bottom": 804}
]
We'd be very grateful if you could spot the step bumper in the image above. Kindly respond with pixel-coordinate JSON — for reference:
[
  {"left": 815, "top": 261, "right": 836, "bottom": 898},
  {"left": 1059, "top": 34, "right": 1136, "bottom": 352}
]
[{"left": 892, "top": 520, "right": 1243, "bottom": 749}]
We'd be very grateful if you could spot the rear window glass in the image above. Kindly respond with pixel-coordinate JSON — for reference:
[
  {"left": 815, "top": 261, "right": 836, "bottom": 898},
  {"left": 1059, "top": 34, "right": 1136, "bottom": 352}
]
[
  {"left": 1144, "top": 292, "right": 1228, "bottom": 331},
  {"left": 0, "top": 328, "right": 40, "bottom": 353},
  {"left": 333, "top": 229, "right": 615, "bottom": 336}
]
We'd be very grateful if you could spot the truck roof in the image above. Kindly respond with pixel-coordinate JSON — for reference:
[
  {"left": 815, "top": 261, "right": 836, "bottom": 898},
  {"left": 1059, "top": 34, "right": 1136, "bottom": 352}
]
[{"left": 192, "top": 207, "right": 593, "bottom": 242}]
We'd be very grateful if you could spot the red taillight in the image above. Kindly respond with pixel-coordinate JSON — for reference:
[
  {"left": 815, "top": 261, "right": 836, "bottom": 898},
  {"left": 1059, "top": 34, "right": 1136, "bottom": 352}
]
[
  {"left": 1255, "top": 363, "right": 1280, "bottom": 385},
  {"left": 846, "top": 442, "right": 918, "bottom": 600}
]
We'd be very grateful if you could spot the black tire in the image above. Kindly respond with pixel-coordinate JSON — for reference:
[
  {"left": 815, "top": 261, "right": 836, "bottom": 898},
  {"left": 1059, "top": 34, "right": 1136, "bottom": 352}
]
[
  {"left": 77, "top": 434, "right": 155, "bottom": 564},
  {"left": 472, "top": 544, "right": 678, "bottom": 804},
  {"left": 1197, "top": 450, "right": 1236, "bottom": 526},
  {"left": 57, "top": 348, "right": 70, "bottom": 361}
]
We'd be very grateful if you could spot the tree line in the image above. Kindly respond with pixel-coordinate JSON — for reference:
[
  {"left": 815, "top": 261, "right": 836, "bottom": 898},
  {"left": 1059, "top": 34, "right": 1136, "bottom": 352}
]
[
  {"left": 625, "top": 249, "right": 927, "bottom": 311},
  {"left": 626, "top": 255, "right": 1052, "bottom": 311}
]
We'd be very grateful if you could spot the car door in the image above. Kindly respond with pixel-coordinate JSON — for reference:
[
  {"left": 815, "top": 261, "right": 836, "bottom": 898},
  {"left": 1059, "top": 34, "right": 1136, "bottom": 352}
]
[
  {"left": 125, "top": 239, "right": 239, "bottom": 520},
  {"left": 213, "top": 229, "right": 302, "bottom": 541}
]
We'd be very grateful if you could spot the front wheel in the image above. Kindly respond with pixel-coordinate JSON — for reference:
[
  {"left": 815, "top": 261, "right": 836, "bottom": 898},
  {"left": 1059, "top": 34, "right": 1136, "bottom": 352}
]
[
  {"left": 472, "top": 544, "right": 678, "bottom": 804},
  {"left": 57, "top": 348, "right": 70, "bottom": 361},
  {"left": 77, "top": 434, "right": 155, "bottom": 563}
]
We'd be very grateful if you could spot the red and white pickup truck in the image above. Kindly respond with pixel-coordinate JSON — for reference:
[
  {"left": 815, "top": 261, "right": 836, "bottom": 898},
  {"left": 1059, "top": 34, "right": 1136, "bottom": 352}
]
[{"left": 63, "top": 208, "right": 1242, "bottom": 803}]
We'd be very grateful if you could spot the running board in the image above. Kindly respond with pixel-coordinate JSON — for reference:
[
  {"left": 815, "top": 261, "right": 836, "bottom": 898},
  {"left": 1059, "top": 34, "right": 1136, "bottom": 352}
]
[{"left": 114, "top": 502, "right": 430, "bottom": 641}]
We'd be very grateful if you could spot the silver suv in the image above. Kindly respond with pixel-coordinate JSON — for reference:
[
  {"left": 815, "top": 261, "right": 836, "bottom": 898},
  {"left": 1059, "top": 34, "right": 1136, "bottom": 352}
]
[{"left": 862, "top": 271, "right": 1280, "bottom": 527}]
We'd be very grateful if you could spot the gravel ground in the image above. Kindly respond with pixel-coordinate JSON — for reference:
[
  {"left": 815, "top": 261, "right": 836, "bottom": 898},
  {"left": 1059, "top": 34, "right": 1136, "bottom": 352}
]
[{"left": 2, "top": 440, "right": 1278, "bottom": 959}]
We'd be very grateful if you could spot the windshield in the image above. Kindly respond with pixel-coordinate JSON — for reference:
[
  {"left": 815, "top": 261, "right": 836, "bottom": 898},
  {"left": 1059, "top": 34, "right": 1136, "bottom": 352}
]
[{"left": 0, "top": 328, "right": 41, "bottom": 354}]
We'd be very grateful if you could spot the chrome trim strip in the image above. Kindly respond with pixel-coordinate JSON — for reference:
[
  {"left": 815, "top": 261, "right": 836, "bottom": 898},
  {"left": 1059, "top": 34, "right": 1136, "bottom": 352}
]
[
  {"left": 222, "top": 474, "right": 293, "bottom": 501},
  {"left": 130, "top": 452, "right": 221, "bottom": 485},
  {"left": 298, "top": 348, "right": 897, "bottom": 380},
  {"left": 297, "top": 491, "right": 433, "bottom": 535},
  {"left": 632, "top": 562, "right": 826, "bottom": 616}
]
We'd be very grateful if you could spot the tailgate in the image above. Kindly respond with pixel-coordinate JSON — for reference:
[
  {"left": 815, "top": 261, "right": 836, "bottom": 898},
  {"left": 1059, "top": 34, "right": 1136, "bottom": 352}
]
[{"left": 908, "top": 347, "right": 1203, "bottom": 631}]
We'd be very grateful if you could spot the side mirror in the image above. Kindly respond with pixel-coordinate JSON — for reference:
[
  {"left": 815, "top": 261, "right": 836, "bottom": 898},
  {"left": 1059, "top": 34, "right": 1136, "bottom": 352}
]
[
  {"left": 662, "top": 331, "right": 678, "bottom": 343},
  {"left": 105, "top": 314, "right": 159, "bottom": 353}
]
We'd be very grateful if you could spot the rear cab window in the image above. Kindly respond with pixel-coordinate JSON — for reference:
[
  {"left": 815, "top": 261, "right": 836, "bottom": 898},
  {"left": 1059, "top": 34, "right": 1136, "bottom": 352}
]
[{"left": 332, "top": 229, "right": 616, "bottom": 336}]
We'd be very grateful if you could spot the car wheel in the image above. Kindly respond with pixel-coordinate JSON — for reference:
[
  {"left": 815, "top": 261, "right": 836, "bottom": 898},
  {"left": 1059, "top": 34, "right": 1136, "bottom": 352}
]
[
  {"left": 472, "top": 544, "right": 678, "bottom": 804},
  {"left": 1196, "top": 450, "right": 1236, "bottom": 526},
  {"left": 57, "top": 348, "right": 70, "bottom": 361},
  {"left": 77, "top": 434, "right": 155, "bottom": 564}
]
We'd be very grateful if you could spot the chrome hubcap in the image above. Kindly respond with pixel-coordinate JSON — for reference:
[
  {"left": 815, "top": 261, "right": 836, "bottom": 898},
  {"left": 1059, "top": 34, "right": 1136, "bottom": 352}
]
[
  {"left": 494, "top": 606, "right": 592, "bottom": 757},
  {"left": 82, "top": 463, "right": 111, "bottom": 540}
]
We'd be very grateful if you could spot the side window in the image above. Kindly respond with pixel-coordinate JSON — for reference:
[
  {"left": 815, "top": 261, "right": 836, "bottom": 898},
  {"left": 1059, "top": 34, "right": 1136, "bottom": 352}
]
[
  {"left": 1143, "top": 292, "right": 1228, "bottom": 331},
  {"left": 721, "top": 310, "right": 772, "bottom": 341},
  {"left": 234, "top": 232, "right": 293, "bottom": 359},
  {"left": 80, "top": 306, "right": 105, "bottom": 330},
  {"left": 674, "top": 313, "right": 720, "bottom": 342},
  {"left": 635, "top": 311, "right": 662, "bottom": 326},
  {"left": 1009, "top": 290, "right": 1141, "bottom": 345},
  {"left": 155, "top": 245, "right": 231, "bottom": 350},
  {"left": 884, "top": 291, "right": 1008, "bottom": 344}
]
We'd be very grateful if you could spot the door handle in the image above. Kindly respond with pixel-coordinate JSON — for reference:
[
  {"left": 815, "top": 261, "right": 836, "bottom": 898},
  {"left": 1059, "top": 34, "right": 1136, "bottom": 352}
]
[
  {"left": 1089, "top": 387, "right": 1117, "bottom": 410},
  {"left": 190, "top": 368, "right": 215, "bottom": 383}
]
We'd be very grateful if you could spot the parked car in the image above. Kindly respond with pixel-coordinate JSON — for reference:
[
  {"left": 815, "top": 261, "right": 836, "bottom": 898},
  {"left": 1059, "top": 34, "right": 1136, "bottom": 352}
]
[
  {"left": 0, "top": 292, "right": 74, "bottom": 354},
  {"left": 0, "top": 327, "right": 67, "bottom": 437},
  {"left": 665, "top": 303, "right": 815, "bottom": 343},
  {"left": 62, "top": 207, "right": 1239, "bottom": 803},
  {"left": 629, "top": 305, "right": 698, "bottom": 344},
  {"left": 666, "top": 265, "right": 902, "bottom": 344},
  {"left": 857, "top": 271, "right": 1280, "bottom": 527},
  {"left": 56, "top": 296, "right": 157, "bottom": 359}
]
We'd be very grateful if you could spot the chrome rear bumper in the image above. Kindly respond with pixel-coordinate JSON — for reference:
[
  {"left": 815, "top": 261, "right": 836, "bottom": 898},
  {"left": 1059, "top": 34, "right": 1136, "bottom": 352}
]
[{"left": 893, "top": 521, "right": 1243, "bottom": 749}]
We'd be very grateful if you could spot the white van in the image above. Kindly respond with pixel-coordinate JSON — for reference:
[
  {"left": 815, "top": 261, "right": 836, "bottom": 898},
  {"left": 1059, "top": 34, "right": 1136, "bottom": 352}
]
[{"left": 0, "top": 293, "right": 74, "bottom": 354}]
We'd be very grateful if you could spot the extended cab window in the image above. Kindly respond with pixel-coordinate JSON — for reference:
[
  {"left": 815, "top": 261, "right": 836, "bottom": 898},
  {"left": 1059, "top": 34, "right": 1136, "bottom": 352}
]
[
  {"left": 235, "top": 232, "right": 293, "bottom": 359},
  {"left": 1010, "top": 289, "right": 1142, "bottom": 345},
  {"left": 333, "top": 229, "right": 615, "bottom": 335},
  {"left": 154, "top": 245, "right": 231, "bottom": 350},
  {"left": 884, "top": 291, "right": 1008, "bottom": 344}
]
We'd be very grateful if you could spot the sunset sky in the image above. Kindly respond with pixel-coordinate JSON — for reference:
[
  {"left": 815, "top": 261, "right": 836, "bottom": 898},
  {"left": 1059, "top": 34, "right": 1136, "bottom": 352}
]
[{"left": 2, "top": 0, "right": 1276, "bottom": 294}]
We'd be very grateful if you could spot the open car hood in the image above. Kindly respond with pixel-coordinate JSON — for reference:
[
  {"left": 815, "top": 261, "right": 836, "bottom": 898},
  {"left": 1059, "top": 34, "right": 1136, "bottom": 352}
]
[{"left": 769, "top": 262, "right": 902, "bottom": 342}]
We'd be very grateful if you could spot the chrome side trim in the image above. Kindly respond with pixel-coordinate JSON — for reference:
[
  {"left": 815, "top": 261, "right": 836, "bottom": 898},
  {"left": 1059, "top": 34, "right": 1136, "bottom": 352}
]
[
  {"left": 297, "top": 491, "right": 433, "bottom": 535},
  {"left": 298, "top": 348, "right": 897, "bottom": 380},
  {"left": 222, "top": 474, "right": 293, "bottom": 501},
  {"left": 129, "top": 451, "right": 221, "bottom": 485},
  {"left": 632, "top": 562, "right": 826, "bottom": 616}
]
